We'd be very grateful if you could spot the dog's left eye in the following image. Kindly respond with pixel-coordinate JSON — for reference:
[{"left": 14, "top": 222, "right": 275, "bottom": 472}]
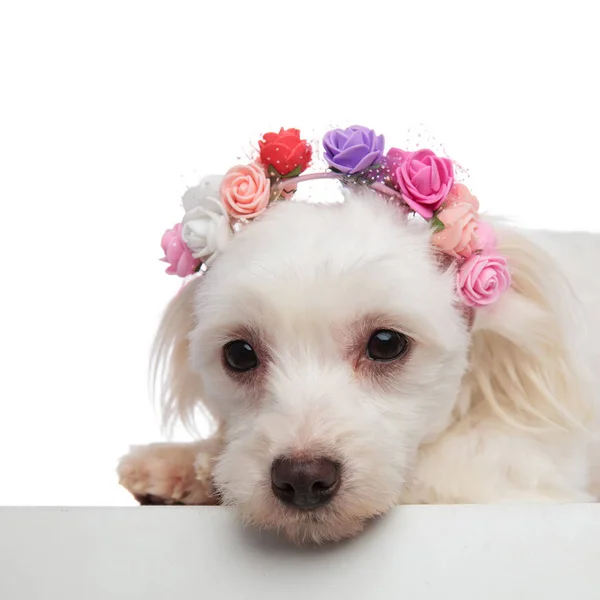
[
  {"left": 223, "top": 340, "right": 259, "bottom": 372},
  {"left": 366, "top": 329, "right": 408, "bottom": 362}
]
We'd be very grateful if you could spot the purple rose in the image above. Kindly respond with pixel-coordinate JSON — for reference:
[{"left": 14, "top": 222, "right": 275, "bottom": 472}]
[{"left": 323, "top": 125, "right": 384, "bottom": 174}]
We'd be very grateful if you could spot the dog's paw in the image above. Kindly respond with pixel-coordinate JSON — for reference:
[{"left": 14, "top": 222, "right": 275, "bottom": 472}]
[{"left": 117, "top": 442, "right": 219, "bottom": 506}]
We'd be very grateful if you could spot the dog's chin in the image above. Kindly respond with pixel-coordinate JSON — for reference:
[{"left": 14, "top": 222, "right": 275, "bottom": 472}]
[
  {"left": 231, "top": 493, "right": 393, "bottom": 545},
  {"left": 280, "top": 513, "right": 369, "bottom": 545},
  {"left": 241, "top": 505, "right": 369, "bottom": 545}
]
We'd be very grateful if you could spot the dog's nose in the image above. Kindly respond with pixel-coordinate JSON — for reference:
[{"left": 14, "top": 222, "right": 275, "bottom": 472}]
[{"left": 271, "top": 457, "right": 340, "bottom": 509}]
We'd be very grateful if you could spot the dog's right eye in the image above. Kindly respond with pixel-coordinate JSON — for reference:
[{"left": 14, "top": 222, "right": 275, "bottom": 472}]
[
  {"left": 223, "top": 340, "right": 259, "bottom": 372},
  {"left": 366, "top": 329, "right": 408, "bottom": 362}
]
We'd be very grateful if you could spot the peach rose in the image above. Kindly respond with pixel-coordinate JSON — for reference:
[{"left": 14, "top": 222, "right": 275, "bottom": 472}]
[
  {"left": 443, "top": 183, "right": 480, "bottom": 211},
  {"left": 432, "top": 184, "right": 481, "bottom": 259},
  {"left": 220, "top": 164, "right": 270, "bottom": 220}
]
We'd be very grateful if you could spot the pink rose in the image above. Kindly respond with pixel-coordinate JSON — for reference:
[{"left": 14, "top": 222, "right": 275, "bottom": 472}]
[
  {"left": 432, "top": 184, "right": 480, "bottom": 259},
  {"left": 220, "top": 164, "right": 270, "bottom": 219},
  {"left": 475, "top": 221, "right": 497, "bottom": 253},
  {"left": 160, "top": 223, "right": 200, "bottom": 277},
  {"left": 389, "top": 148, "right": 454, "bottom": 219},
  {"left": 279, "top": 182, "right": 298, "bottom": 201},
  {"left": 457, "top": 253, "right": 511, "bottom": 307}
]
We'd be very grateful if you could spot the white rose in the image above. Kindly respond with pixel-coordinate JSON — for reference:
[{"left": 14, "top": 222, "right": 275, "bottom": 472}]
[
  {"left": 182, "top": 175, "right": 224, "bottom": 212},
  {"left": 181, "top": 177, "right": 231, "bottom": 264}
]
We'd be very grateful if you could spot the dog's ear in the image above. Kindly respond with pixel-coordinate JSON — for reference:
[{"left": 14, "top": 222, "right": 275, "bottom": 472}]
[
  {"left": 151, "top": 277, "right": 215, "bottom": 436},
  {"left": 432, "top": 250, "right": 476, "bottom": 329},
  {"left": 461, "top": 229, "right": 594, "bottom": 432}
]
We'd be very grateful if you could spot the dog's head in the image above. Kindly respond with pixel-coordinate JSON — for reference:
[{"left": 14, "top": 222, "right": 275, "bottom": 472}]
[{"left": 158, "top": 191, "right": 473, "bottom": 542}]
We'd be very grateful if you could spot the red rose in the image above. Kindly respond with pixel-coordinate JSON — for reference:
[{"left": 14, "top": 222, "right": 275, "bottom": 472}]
[{"left": 258, "top": 128, "right": 312, "bottom": 177}]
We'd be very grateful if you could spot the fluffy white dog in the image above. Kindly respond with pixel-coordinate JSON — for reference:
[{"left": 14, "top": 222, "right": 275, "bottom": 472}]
[{"left": 118, "top": 187, "right": 599, "bottom": 543}]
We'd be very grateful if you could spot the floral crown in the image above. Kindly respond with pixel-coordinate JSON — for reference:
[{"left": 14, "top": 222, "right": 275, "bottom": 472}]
[{"left": 161, "top": 125, "right": 511, "bottom": 308}]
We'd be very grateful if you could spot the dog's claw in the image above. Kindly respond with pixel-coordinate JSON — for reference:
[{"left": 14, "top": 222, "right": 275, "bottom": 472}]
[{"left": 134, "top": 493, "right": 185, "bottom": 506}]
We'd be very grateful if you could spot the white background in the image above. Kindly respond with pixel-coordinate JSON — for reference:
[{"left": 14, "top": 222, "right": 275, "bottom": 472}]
[{"left": 0, "top": 0, "right": 598, "bottom": 506}]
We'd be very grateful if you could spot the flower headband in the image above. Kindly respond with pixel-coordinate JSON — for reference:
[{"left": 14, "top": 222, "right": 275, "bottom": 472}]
[{"left": 160, "top": 125, "right": 511, "bottom": 308}]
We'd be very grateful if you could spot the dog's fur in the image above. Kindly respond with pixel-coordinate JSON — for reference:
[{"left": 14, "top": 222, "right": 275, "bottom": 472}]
[{"left": 118, "top": 189, "right": 600, "bottom": 543}]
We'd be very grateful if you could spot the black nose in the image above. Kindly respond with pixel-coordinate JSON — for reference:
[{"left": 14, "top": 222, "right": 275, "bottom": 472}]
[{"left": 271, "top": 457, "right": 340, "bottom": 509}]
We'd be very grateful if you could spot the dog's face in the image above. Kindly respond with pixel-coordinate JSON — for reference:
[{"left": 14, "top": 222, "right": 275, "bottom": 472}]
[{"left": 188, "top": 192, "right": 471, "bottom": 543}]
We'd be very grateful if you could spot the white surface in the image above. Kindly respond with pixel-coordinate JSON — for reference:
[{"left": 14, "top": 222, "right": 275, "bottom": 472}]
[
  {"left": 1, "top": 0, "right": 600, "bottom": 507},
  {"left": 1, "top": 505, "right": 599, "bottom": 599}
]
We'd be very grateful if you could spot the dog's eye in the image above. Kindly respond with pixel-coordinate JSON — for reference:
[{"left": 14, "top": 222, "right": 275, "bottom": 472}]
[
  {"left": 223, "top": 340, "right": 259, "bottom": 372},
  {"left": 366, "top": 330, "right": 408, "bottom": 362}
]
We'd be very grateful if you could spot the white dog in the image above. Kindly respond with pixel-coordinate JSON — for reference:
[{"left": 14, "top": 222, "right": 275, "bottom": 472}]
[{"left": 118, "top": 132, "right": 599, "bottom": 544}]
